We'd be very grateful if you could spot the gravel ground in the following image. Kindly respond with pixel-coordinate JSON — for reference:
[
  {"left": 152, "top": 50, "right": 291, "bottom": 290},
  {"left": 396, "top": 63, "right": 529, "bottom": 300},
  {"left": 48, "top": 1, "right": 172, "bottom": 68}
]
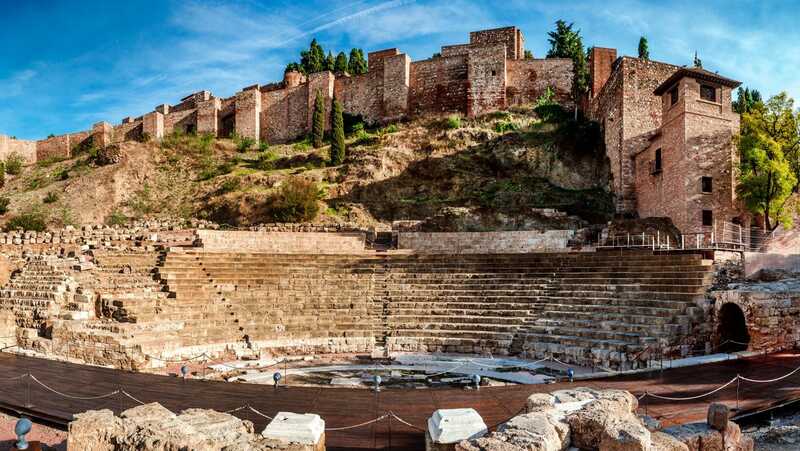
[
  {"left": 0, "top": 412, "right": 66, "bottom": 450},
  {"left": 744, "top": 412, "right": 800, "bottom": 451}
]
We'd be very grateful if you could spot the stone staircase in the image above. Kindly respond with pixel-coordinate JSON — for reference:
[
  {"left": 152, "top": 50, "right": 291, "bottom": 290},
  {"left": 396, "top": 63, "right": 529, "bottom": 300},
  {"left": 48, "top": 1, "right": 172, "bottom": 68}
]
[
  {"left": 0, "top": 256, "right": 77, "bottom": 331},
  {"left": 92, "top": 250, "right": 168, "bottom": 323}
]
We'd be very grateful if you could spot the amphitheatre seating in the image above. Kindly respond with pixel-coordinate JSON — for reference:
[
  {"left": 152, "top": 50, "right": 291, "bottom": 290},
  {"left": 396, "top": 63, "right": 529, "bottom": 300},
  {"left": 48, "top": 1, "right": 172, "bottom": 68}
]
[
  {"left": 91, "top": 251, "right": 166, "bottom": 323},
  {"left": 0, "top": 256, "right": 76, "bottom": 330}
]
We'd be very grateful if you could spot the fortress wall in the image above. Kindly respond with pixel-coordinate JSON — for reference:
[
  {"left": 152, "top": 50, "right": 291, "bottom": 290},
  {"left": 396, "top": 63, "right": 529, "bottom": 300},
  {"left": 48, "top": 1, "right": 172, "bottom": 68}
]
[
  {"left": 470, "top": 27, "right": 523, "bottom": 60},
  {"left": 466, "top": 44, "right": 507, "bottom": 117},
  {"left": 36, "top": 134, "right": 71, "bottom": 161},
  {"left": 0, "top": 135, "right": 37, "bottom": 164},
  {"left": 261, "top": 84, "right": 308, "bottom": 143},
  {"left": 506, "top": 58, "right": 573, "bottom": 107},
  {"left": 196, "top": 230, "right": 367, "bottom": 254},
  {"left": 335, "top": 72, "right": 383, "bottom": 124},
  {"left": 408, "top": 55, "right": 469, "bottom": 117},
  {"left": 397, "top": 230, "right": 574, "bottom": 253},
  {"left": 164, "top": 108, "right": 197, "bottom": 135},
  {"left": 112, "top": 119, "right": 143, "bottom": 143}
]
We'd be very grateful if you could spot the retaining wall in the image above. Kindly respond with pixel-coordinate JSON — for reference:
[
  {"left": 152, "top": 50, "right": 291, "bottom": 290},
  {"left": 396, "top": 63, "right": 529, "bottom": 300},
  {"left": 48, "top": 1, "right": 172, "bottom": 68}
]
[
  {"left": 396, "top": 230, "right": 573, "bottom": 253},
  {"left": 195, "top": 230, "right": 367, "bottom": 254}
]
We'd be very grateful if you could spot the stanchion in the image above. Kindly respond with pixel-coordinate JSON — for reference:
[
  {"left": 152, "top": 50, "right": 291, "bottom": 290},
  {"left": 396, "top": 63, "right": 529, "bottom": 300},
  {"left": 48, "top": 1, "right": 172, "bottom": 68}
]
[
  {"left": 736, "top": 376, "right": 740, "bottom": 411},
  {"left": 24, "top": 373, "right": 32, "bottom": 408}
]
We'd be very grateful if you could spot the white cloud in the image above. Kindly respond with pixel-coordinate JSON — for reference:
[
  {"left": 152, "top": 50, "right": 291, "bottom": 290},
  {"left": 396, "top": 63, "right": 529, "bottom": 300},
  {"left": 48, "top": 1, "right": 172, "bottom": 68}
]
[{"left": 0, "top": 69, "right": 37, "bottom": 98}]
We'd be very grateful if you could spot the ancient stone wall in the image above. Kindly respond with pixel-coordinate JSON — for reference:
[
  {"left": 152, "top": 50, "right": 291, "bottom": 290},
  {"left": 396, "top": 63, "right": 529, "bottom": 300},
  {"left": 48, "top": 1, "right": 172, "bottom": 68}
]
[
  {"left": 506, "top": 58, "right": 573, "bottom": 108},
  {"left": 35, "top": 134, "right": 71, "bottom": 161},
  {"left": 408, "top": 56, "right": 469, "bottom": 117},
  {"left": 466, "top": 44, "right": 507, "bottom": 117},
  {"left": 396, "top": 230, "right": 574, "bottom": 253},
  {"left": 469, "top": 27, "right": 523, "bottom": 60},
  {"left": 195, "top": 230, "right": 367, "bottom": 253},
  {"left": 0, "top": 135, "right": 37, "bottom": 164},
  {"left": 111, "top": 118, "right": 143, "bottom": 143},
  {"left": 713, "top": 288, "right": 800, "bottom": 353},
  {"left": 262, "top": 83, "right": 309, "bottom": 143},
  {"left": 589, "top": 47, "right": 617, "bottom": 98}
]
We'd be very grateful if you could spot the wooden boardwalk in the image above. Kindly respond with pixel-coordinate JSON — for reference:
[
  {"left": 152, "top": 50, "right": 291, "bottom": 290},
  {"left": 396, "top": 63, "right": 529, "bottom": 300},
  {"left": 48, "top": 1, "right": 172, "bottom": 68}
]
[{"left": 1, "top": 351, "right": 800, "bottom": 450}]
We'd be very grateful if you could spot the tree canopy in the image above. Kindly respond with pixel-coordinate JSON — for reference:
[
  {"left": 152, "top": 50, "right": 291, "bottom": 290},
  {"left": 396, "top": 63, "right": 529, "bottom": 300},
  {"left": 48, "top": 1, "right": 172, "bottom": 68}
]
[
  {"left": 733, "top": 87, "right": 763, "bottom": 114},
  {"left": 736, "top": 92, "right": 800, "bottom": 230},
  {"left": 693, "top": 51, "right": 702, "bottom": 68},
  {"left": 638, "top": 36, "right": 649, "bottom": 60},
  {"left": 546, "top": 20, "right": 589, "bottom": 111},
  {"left": 286, "top": 40, "right": 368, "bottom": 75}
]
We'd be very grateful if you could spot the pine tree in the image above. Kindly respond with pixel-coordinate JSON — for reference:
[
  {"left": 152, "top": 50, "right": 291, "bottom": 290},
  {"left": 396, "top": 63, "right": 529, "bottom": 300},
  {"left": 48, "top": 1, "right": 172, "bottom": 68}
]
[
  {"left": 334, "top": 52, "right": 349, "bottom": 73},
  {"left": 330, "top": 99, "right": 346, "bottom": 165},
  {"left": 693, "top": 51, "right": 702, "bottom": 68},
  {"left": 348, "top": 48, "right": 368, "bottom": 75},
  {"left": 312, "top": 90, "right": 326, "bottom": 149},
  {"left": 638, "top": 36, "right": 650, "bottom": 60},
  {"left": 733, "top": 87, "right": 764, "bottom": 114},
  {"left": 546, "top": 20, "right": 589, "bottom": 116}
]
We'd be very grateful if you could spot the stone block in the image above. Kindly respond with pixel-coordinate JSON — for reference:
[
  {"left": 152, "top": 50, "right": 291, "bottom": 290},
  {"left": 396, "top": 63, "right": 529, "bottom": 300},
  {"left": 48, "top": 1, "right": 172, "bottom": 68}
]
[
  {"left": 706, "top": 403, "right": 729, "bottom": 431},
  {"left": 262, "top": 412, "right": 325, "bottom": 448},
  {"left": 427, "top": 408, "right": 487, "bottom": 450}
]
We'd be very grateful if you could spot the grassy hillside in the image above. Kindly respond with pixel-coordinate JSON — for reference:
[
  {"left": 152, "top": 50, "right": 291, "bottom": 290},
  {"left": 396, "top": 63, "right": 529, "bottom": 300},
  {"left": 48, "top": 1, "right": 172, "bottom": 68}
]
[{"left": 0, "top": 105, "right": 612, "bottom": 231}]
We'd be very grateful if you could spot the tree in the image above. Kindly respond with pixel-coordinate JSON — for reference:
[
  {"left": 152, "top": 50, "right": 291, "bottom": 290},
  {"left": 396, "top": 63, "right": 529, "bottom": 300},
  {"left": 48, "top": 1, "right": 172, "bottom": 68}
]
[
  {"left": 546, "top": 20, "right": 589, "bottom": 117},
  {"left": 524, "top": 50, "right": 533, "bottom": 59},
  {"left": 285, "top": 62, "right": 302, "bottom": 73},
  {"left": 324, "top": 51, "right": 335, "bottom": 72},
  {"left": 334, "top": 52, "right": 349, "bottom": 73},
  {"left": 330, "top": 99, "right": 346, "bottom": 165},
  {"left": 733, "top": 87, "right": 763, "bottom": 114},
  {"left": 736, "top": 93, "right": 800, "bottom": 230},
  {"left": 300, "top": 39, "right": 326, "bottom": 74},
  {"left": 693, "top": 51, "right": 702, "bottom": 68},
  {"left": 0, "top": 162, "right": 5, "bottom": 189},
  {"left": 348, "top": 48, "right": 368, "bottom": 75},
  {"left": 312, "top": 90, "right": 326, "bottom": 149},
  {"left": 638, "top": 36, "right": 650, "bottom": 60}
]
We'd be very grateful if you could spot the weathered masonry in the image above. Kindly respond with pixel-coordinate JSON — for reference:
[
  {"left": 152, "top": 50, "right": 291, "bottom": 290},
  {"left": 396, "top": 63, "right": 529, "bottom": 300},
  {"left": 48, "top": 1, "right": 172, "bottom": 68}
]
[
  {"left": 0, "top": 26, "right": 572, "bottom": 162},
  {"left": 587, "top": 49, "right": 744, "bottom": 235}
]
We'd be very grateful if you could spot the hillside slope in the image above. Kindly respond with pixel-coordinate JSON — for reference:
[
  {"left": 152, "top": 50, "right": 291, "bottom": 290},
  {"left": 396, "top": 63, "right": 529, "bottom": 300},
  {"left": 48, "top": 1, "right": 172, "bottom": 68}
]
[{"left": 0, "top": 106, "right": 612, "bottom": 231}]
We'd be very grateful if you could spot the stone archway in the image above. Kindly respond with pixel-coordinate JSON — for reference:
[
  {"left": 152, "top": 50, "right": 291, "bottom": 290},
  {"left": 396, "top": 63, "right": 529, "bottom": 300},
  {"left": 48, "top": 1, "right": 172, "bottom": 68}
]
[{"left": 717, "top": 302, "right": 750, "bottom": 352}]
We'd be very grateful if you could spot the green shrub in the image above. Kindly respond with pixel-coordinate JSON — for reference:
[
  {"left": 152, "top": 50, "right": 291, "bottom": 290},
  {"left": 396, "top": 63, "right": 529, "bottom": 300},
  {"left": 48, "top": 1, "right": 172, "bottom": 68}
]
[
  {"left": 106, "top": 209, "right": 128, "bottom": 226},
  {"left": 233, "top": 133, "right": 255, "bottom": 152},
  {"left": 5, "top": 153, "right": 25, "bottom": 175},
  {"left": 494, "top": 120, "right": 520, "bottom": 134},
  {"left": 534, "top": 103, "right": 568, "bottom": 123},
  {"left": 292, "top": 136, "right": 312, "bottom": 152},
  {"left": 350, "top": 122, "right": 365, "bottom": 135},
  {"left": 54, "top": 168, "right": 70, "bottom": 181},
  {"left": 445, "top": 114, "right": 462, "bottom": 129},
  {"left": 352, "top": 130, "right": 377, "bottom": 146},
  {"left": 258, "top": 140, "right": 270, "bottom": 152},
  {"left": 268, "top": 177, "right": 321, "bottom": 222},
  {"left": 534, "top": 86, "right": 557, "bottom": 109},
  {"left": 0, "top": 197, "right": 9, "bottom": 215},
  {"left": 0, "top": 162, "right": 5, "bottom": 188},
  {"left": 43, "top": 192, "right": 59, "bottom": 204},
  {"left": 5, "top": 211, "right": 46, "bottom": 231},
  {"left": 255, "top": 151, "right": 278, "bottom": 170},
  {"left": 219, "top": 177, "right": 241, "bottom": 194}
]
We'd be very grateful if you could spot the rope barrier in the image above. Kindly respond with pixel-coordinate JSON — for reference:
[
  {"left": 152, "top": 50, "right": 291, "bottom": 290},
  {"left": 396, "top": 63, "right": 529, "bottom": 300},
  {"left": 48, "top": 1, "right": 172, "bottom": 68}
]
[
  {"left": 120, "top": 390, "right": 146, "bottom": 406},
  {"left": 388, "top": 412, "right": 426, "bottom": 431},
  {"left": 325, "top": 414, "right": 389, "bottom": 431},
  {"left": 144, "top": 352, "right": 209, "bottom": 363},
  {"left": 739, "top": 364, "right": 800, "bottom": 384},
  {"left": 29, "top": 375, "right": 120, "bottom": 400},
  {"left": 645, "top": 376, "right": 739, "bottom": 401}
]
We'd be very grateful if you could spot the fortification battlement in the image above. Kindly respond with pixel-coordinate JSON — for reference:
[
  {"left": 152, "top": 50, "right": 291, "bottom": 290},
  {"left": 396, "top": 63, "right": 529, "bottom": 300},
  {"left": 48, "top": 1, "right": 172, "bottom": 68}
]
[{"left": 0, "top": 26, "right": 574, "bottom": 165}]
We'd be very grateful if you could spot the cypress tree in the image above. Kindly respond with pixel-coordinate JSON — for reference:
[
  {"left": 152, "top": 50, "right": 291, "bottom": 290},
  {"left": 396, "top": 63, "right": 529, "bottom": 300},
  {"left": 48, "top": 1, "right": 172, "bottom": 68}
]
[
  {"left": 693, "top": 51, "right": 702, "bottom": 68},
  {"left": 334, "top": 52, "right": 349, "bottom": 73},
  {"left": 0, "top": 162, "right": 5, "bottom": 188},
  {"left": 325, "top": 51, "right": 335, "bottom": 72},
  {"left": 312, "top": 90, "right": 326, "bottom": 149},
  {"left": 330, "top": 99, "right": 346, "bottom": 165},
  {"left": 638, "top": 36, "right": 650, "bottom": 60},
  {"left": 348, "top": 48, "right": 368, "bottom": 75}
]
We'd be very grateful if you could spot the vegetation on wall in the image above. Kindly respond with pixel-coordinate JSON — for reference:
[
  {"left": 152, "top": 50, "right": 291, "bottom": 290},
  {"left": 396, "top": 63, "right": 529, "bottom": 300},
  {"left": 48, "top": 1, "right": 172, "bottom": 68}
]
[
  {"left": 285, "top": 39, "right": 368, "bottom": 75},
  {"left": 736, "top": 92, "right": 800, "bottom": 230}
]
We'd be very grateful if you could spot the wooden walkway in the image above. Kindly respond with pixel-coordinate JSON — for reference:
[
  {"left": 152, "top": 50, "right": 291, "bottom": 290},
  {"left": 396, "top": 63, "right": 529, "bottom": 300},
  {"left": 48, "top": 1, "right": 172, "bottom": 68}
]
[{"left": 1, "top": 351, "right": 800, "bottom": 450}]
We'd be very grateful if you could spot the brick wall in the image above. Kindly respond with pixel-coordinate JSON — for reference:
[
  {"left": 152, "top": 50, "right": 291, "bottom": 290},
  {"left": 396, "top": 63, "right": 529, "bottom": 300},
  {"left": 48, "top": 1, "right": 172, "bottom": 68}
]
[
  {"left": 506, "top": 58, "right": 573, "bottom": 108},
  {"left": 235, "top": 86, "right": 261, "bottom": 141},
  {"left": 142, "top": 112, "right": 164, "bottom": 140},
  {"left": 261, "top": 84, "right": 308, "bottom": 143},
  {"left": 466, "top": 44, "right": 507, "bottom": 117},
  {"left": 196, "top": 97, "right": 221, "bottom": 135},
  {"left": 196, "top": 230, "right": 367, "bottom": 254},
  {"left": 112, "top": 119, "right": 143, "bottom": 143},
  {"left": 36, "top": 134, "right": 71, "bottom": 161},
  {"left": 408, "top": 56, "right": 469, "bottom": 116},
  {"left": 469, "top": 27, "right": 523, "bottom": 60},
  {"left": 589, "top": 47, "right": 617, "bottom": 98},
  {"left": 397, "top": 230, "right": 574, "bottom": 253}
]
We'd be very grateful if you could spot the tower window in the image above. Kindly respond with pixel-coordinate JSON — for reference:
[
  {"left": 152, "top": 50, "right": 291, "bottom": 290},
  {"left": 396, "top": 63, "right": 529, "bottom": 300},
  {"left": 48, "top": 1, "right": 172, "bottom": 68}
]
[
  {"left": 669, "top": 86, "right": 679, "bottom": 105},
  {"left": 701, "top": 176, "right": 713, "bottom": 193},
  {"left": 700, "top": 84, "right": 717, "bottom": 102},
  {"left": 702, "top": 210, "right": 713, "bottom": 227},
  {"left": 491, "top": 70, "right": 497, "bottom": 76},
  {"left": 652, "top": 148, "right": 662, "bottom": 174}
]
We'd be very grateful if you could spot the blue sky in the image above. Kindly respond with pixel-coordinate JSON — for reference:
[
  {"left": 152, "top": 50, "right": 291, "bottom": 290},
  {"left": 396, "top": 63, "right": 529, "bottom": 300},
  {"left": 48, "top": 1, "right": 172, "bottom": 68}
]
[{"left": 2, "top": 0, "right": 798, "bottom": 140}]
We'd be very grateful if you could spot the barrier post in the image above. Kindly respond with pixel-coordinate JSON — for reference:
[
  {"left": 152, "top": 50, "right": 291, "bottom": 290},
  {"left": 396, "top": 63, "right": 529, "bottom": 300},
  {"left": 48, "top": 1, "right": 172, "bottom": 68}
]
[
  {"left": 736, "top": 376, "right": 740, "bottom": 411},
  {"left": 388, "top": 411, "right": 392, "bottom": 451}
]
